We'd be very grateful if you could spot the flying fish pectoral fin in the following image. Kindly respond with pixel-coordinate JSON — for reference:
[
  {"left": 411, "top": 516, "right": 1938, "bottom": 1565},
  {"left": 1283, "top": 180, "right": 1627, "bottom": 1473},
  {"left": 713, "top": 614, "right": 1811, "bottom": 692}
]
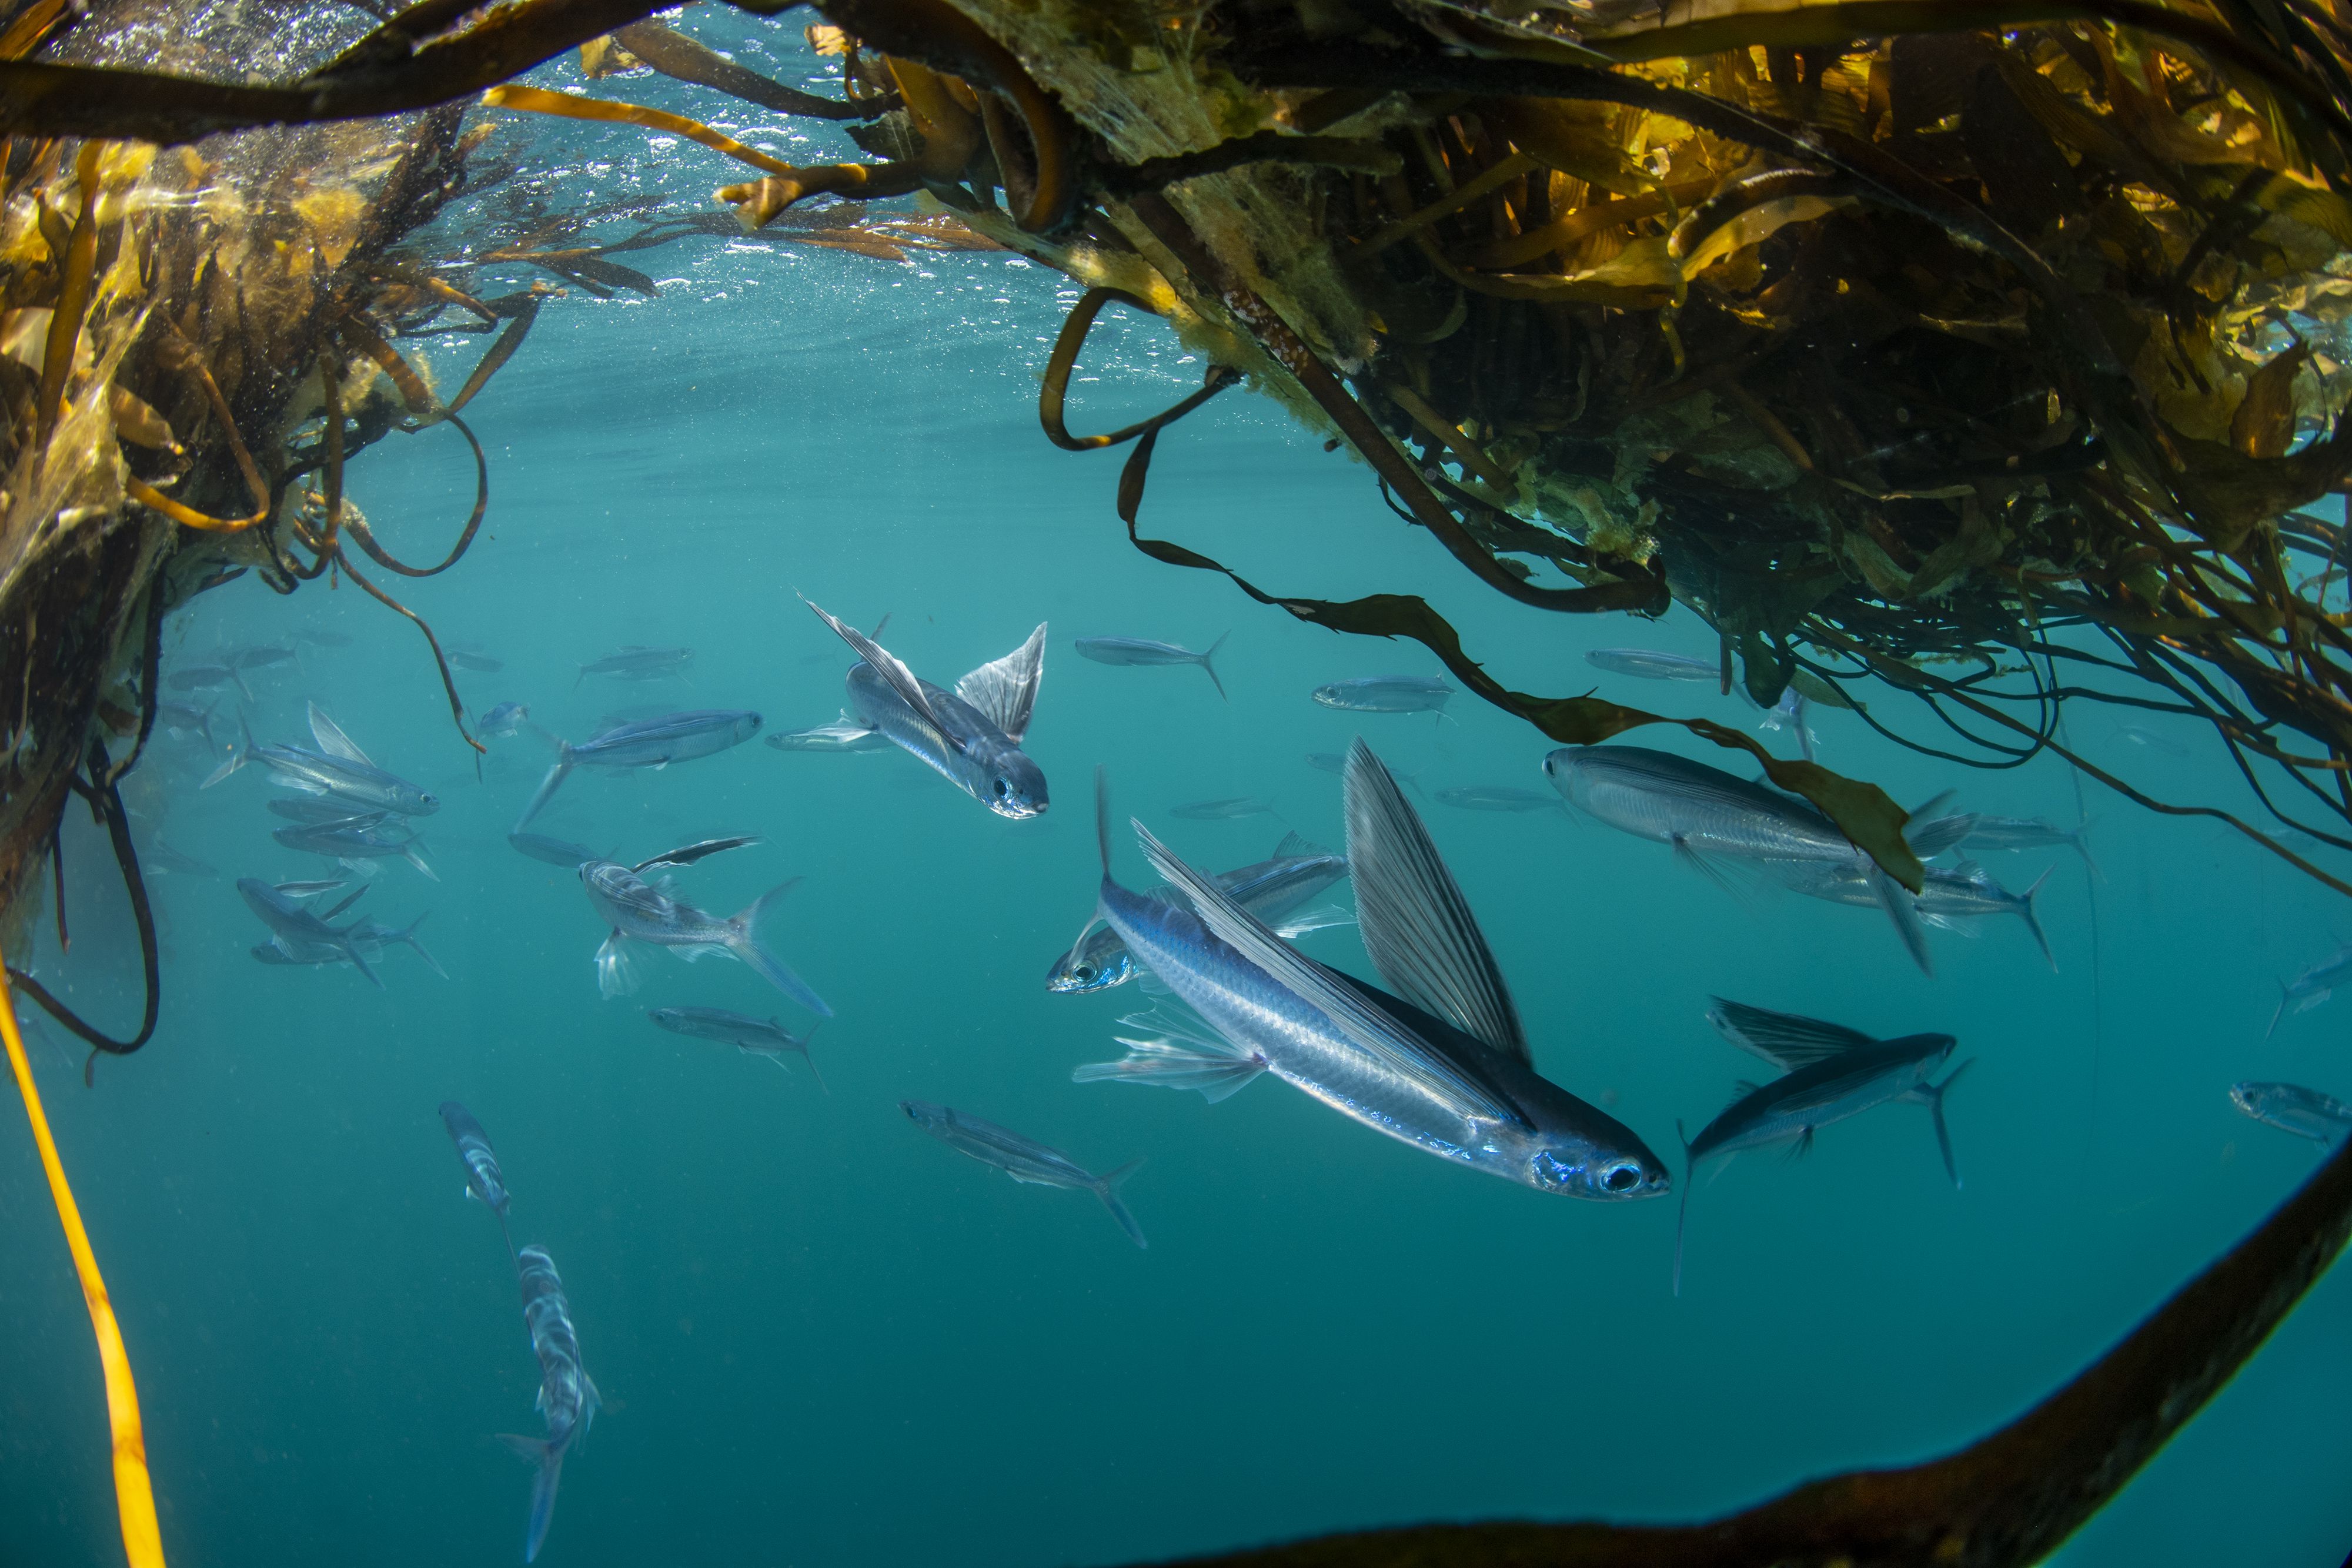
[
  {"left": 1272, "top": 830, "right": 1335, "bottom": 862},
  {"left": 1273, "top": 904, "right": 1354, "bottom": 938},
  {"left": 306, "top": 701, "right": 375, "bottom": 767},
  {"left": 1671, "top": 835, "right": 1762, "bottom": 912},
  {"left": 801, "top": 595, "right": 949, "bottom": 730},
  {"left": 1907, "top": 812, "right": 1979, "bottom": 858},
  {"left": 955, "top": 622, "right": 1047, "bottom": 743},
  {"left": 1705, "top": 998, "right": 1877, "bottom": 1069},
  {"left": 1134, "top": 817, "right": 1526, "bottom": 1128},
  {"left": 1342, "top": 740, "right": 1530, "bottom": 1066},
  {"left": 632, "top": 835, "right": 761, "bottom": 874},
  {"left": 1078, "top": 1008, "right": 1268, "bottom": 1102}
]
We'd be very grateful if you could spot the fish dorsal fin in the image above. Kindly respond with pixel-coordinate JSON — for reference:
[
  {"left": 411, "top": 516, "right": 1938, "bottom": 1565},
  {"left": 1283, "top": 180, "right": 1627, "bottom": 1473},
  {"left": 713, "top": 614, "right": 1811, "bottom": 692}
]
[
  {"left": 1342, "top": 740, "right": 1531, "bottom": 1067},
  {"left": 1135, "top": 817, "right": 1526, "bottom": 1127},
  {"left": 1706, "top": 998, "right": 1876, "bottom": 1069},
  {"left": 1272, "top": 830, "right": 1330, "bottom": 860},
  {"left": 308, "top": 702, "right": 373, "bottom": 767},
  {"left": 956, "top": 623, "right": 1047, "bottom": 743},
  {"left": 801, "top": 596, "right": 948, "bottom": 731}
]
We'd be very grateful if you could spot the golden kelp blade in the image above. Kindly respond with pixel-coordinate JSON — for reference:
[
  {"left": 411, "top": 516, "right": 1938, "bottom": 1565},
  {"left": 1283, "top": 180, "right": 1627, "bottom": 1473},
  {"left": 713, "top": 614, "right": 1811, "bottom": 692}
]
[{"left": 0, "top": 957, "right": 165, "bottom": 1568}]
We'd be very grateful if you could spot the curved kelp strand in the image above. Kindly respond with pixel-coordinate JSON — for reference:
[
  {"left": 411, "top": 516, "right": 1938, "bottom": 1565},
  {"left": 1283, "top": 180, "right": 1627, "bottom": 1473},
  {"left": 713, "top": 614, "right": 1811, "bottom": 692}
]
[{"left": 0, "top": 958, "right": 166, "bottom": 1568}]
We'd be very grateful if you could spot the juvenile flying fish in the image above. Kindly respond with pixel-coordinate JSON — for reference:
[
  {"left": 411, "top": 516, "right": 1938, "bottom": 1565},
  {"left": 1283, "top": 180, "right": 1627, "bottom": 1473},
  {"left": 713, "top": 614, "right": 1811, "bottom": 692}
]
[
  {"left": 155, "top": 699, "right": 216, "bottom": 745},
  {"left": 803, "top": 597, "right": 1048, "bottom": 819},
  {"left": 1434, "top": 785, "right": 1566, "bottom": 814},
  {"left": 294, "top": 627, "right": 352, "bottom": 648},
  {"left": 499, "top": 1246, "right": 602, "bottom": 1564},
  {"left": 237, "top": 877, "right": 382, "bottom": 987},
  {"left": 437, "top": 1101, "right": 515, "bottom": 1253},
  {"left": 1311, "top": 676, "right": 1454, "bottom": 716},
  {"left": 1169, "top": 795, "right": 1279, "bottom": 821},
  {"left": 575, "top": 644, "right": 692, "bottom": 687},
  {"left": 204, "top": 703, "right": 440, "bottom": 817},
  {"left": 1676, "top": 999, "right": 1970, "bottom": 1293},
  {"left": 252, "top": 907, "right": 445, "bottom": 978},
  {"left": 579, "top": 854, "right": 830, "bottom": 1015},
  {"left": 649, "top": 1007, "right": 824, "bottom": 1089},
  {"left": 2268, "top": 940, "right": 2352, "bottom": 1037},
  {"left": 1084, "top": 741, "right": 1670, "bottom": 1199},
  {"left": 2230, "top": 1081, "right": 2352, "bottom": 1146},
  {"left": 1048, "top": 831, "right": 1350, "bottom": 994},
  {"left": 512, "top": 709, "right": 762, "bottom": 830},
  {"left": 479, "top": 701, "right": 530, "bottom": 739},
  {"left": 900, "top": 1101, "right": 1145, "bottom": 1248},
  {"left": 1074, "top": 634, "right": 1228, "bottom": 700},
  {"left": 269, "top": 796, "right": 388, "bottom": 827}
]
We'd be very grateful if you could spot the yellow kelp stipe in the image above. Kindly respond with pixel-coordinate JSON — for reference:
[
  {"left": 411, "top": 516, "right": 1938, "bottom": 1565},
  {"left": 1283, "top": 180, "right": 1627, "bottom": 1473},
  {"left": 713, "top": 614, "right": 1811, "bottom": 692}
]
[{"left": 0, "top": 957, "right": 165, "bottom": 1568}]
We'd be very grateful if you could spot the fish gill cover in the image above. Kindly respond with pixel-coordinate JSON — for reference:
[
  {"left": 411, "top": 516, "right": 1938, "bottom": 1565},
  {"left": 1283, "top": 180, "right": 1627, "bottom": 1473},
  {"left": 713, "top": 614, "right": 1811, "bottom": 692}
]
[{"left": 0, "top": 0, "right": 2349, "bottom": 1562}]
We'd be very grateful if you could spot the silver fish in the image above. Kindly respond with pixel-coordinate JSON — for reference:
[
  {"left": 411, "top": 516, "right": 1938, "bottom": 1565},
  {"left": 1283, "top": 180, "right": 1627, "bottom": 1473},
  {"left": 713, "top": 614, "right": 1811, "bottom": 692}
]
[
  {"left": 1677, "top": 999, "right": 1968, "bottom": 1292},
  {"left": 498, "top": 1245, "right": 601, "bottom": 1564},
  {"left": 237, "top": 877, "right": 380, "bottom": 987},
  {"left": 576, "top": 644, "right": 691, "bottom": 686},
  {"left": 1584, "top": 648, "right": 1718, "bottom": 681},
  {"left": 1083, "top": 742, "right": 1670, "bottom": 1199},
  {"left": 204, "top": 703, "right": 440, "bottom": 817},
  {"left": 900, "top": 1100, "right": 1145, "bottom": 1248},
  {"left": 2230, "top": 1081, "right": 2352, "bottom": 1146},
  {"left": 166, "top": 662, "right": 252, "bottom": 700},
  {"left": 649, "top": 1006, "right": 824, "bottom": 1088},
  {"left": 2269, "top": 941, "right": 2352, "bottom": 1038},
  {"left": 273, "top": 817, "right": 436, "bottom": 881},
  {"left": 155, "top": 699, "right": 216, "bottom": 743},
  {"left": 766, "top": 711, "right": 896, "bottom": 753},
  {"left": 143, "top": 836, "right": 219, "bottom": 877},
  {"left": 447, "top": 648, "right": 505, "bottom": 673},
  {"left": 479, "top": 701, "right": 530, "bottom": 738},
  {"left": 803, "top": 597, "right": 1048, "bottom": 819},
  {"left": 1169, "top": 795, "right": 1278, "bottom": 820},
  {"left": 512, "top": 710, "right": 763, "bottom": 830},
  {"left": 1433, "top": 785, "right": 1564, "bottom": 814},
  {"left": 228, "top": 643, "right": 297, "bottom": 671},
  {"left": 1763, "top": 860, "right": 2054, "bottom": 970},
  {"left": 1048, "top": 831, "right": 1349, "bottom": 994},
  {"left": 251, "top": 911, "right": 445, "bottom": 978},
  {"left": 437, "top": 1101, "right": 514, "bottom": 1251},
  {"left": 1073, "top": 634, "right": 1227, "bottom": 700},
  {"left": 1310, "top": 676, "right": 1453, "bottom": 715},
  {"left": 509, "top": 832, "right": 599, "bottom": 868},
  {"left": 579, "top": 859, "right": 830, "bottom": 1015},
  {"left": 1961, "top": 814, "right": 2097, "bottom": 874},
  {"left": 269, "top": 797, "right": 388, "bottom": 827}
]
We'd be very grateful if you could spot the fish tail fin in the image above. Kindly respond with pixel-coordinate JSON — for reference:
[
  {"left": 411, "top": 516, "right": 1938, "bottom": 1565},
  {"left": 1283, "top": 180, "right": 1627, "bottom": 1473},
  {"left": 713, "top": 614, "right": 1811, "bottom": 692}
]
[
  {"left": 200, "top": 711, "right": 255, "bottom": 789},
  {"left": 496, "top": 1433, "right": 565, "bottom": 1563},
  {"left": 2074, "top": 816, "right": 2103, "bottom": 881},
  {"left": 790, "top": 1019, "right": 830, "bottom": 1094},
  {"left": 1199, "top": 632, "right": 1228, "bottom": 701},
  {"left": 1921, "top": 1058, "right": 1973, "bottom": 1189},
  {"left": 1867, "top": 864, "right": 1934, "bottom": 977},
  {"left": 512, "top": 754, "right": 573, "bottom": 833},
  {"left": 2267, "top": 981, "right": 2290, "bottom": 1040},
  {"left": 404, "top": 835, "right": 440, "bottom": 882},
  {"left": 728, "top": 880, "right": 832, "bottom": 1017},
  {"left": 400, "top": 912, "right": 449, "bottom": 979},
  {"left": 345, "top": 937, "right": 383, "bottom": 990},
  {"left": 1673, "top": 1121, "right": 1692, "bottom": 1298},
  {"left": 1094, "top": 1158, "right": 1147, "bottom": 1249},
  {"left": 2019, "top": 867, "right": 2056, "bottom": 971}
]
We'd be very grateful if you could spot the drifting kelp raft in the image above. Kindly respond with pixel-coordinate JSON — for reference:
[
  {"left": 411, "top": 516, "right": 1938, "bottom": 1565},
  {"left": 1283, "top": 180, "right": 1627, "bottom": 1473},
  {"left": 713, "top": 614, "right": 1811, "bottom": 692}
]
[{"left": 7, "top": 0, "right": 2352, "bottom": 1563}]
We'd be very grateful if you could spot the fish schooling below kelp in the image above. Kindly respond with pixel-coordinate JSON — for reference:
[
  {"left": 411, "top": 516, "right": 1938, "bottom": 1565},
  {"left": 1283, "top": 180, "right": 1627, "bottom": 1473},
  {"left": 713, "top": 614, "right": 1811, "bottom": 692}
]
[
  {"left": 900, "top": 1100, "right": 1146, "bottom": 1248},
  {"left": 499, "top": 1245, "right": 602, "bottom": 1564},
  {"left": 1081, "top": 741, "right": 1670, "bottom": 1200},
  {"left": 1675, "top": 999, "right": 1970, "bottom": 1293},
  {"left": 1048, "top": 831, "right": 1350, "bottom": 995},
  {"left": 649, "top": 1006, "right": 825, "bottom": 1089},
  {"left": 511, "top": 709, "right": 762, "bottom": 830},
  {"left": 1074, "top": 634, "right": 1228, "bottom": 700},
  {"left": 1311, "top": 676, "right": 1453, "bottom": 716},
  {"left": 206, "top": 701, "right": 439, "bottom": 817},
  {"left": 802, "top": 596, "right": 1048, "bottom": 820}
]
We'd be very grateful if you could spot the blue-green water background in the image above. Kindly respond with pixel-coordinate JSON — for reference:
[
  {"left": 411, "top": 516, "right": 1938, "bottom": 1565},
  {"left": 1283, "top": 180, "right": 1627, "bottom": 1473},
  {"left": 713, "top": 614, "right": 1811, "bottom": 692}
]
[{"left": 4, "top": 18, "right": 2351, "bottom": 1564}]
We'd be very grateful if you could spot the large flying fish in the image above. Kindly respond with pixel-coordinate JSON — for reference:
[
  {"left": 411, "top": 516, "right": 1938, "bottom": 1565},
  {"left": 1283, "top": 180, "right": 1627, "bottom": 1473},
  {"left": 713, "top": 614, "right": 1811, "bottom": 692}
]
[
  {"left": 803, "top": 597, "right": 1048, "bottom": 818},
  {"left": 499, "top": 1246, "right": 602, "bottom": 1564},
  {"left": 1675, "top": 999, "right": 1969, "bottom": 1293},
  {"left": 513, "top": 709, "right": 763, "bottom": 830},
  {"left": 577, "top": 841, "right": 829, "bottom": 1015},
  {"left": 1048, "top": 831, "right": 1350, "bottom": 995},
  {"left": 1081, "top": 740, "right": 1671, "bottom": 1200},
  {"left": 204, "top": 702, "right": 439, "bottom": 817}
]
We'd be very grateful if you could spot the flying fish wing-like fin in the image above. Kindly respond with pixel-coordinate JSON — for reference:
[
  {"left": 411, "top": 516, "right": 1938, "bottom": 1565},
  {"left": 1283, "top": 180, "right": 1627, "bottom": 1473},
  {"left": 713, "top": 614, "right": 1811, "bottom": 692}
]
[
  {"left": 1272, "top": 830, "right": 1334, "bottom": 861},
  {"left": 307, "top": 701, "right": 374, "bottom": 767},
  {"left": 1134, "top": 818, "right": 1526, "bottom": 1128},
  {"left": 801, "top": 596, "right": 948, "bottom": 730},
  {"left": 632, "top": 835, "right": 762, "bottom": 874},
  {"left": 956, "top": 623, "right": 1047, "bottom": 743},
  {"left": 1706, "top": 998, "right": 1877, "bottom": 1069},
  {"left": 1342, "top": 738, "right": 1531, "bottom": 1066}
]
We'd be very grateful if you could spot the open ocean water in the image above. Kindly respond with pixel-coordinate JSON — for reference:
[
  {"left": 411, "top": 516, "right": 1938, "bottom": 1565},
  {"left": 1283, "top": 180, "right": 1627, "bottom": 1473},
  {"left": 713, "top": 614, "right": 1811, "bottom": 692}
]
[{"left": 2, "top": 18, "right": 2350, "bottom": 1566}]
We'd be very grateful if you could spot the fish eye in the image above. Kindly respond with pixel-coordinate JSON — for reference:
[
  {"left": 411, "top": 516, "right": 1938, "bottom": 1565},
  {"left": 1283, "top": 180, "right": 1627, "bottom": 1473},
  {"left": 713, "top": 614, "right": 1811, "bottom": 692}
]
[
  {"left": 1073, "top": 965, "right": 1095, "bottom": 982},
  {"left": 993, "top": 777, "right": 1010, "bottom": 798},
  {"left": 1602, "top": 1162, "right": 1642, "bottom": 1193}
]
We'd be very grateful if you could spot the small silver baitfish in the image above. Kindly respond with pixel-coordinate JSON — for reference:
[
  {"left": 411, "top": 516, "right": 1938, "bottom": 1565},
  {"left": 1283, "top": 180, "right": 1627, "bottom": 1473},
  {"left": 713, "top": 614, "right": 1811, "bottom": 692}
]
[
  {"left": 1074, "top": 634, "right": 1227, "bottom": 700},
  {"left": 252, "top": 911, "right": 443, "bottom": 979},
  {"left": 1960, "top": 814, "right": 2097, "bottom": 873},
  {"left": 499, "top": 1246, "right": 602, "bottom": 1564},
  {"left": 900, "top": 1100, "right": 1145, "bottom": 1248},
  {"left": 1763, "top": 860, "right": 2054, "bottom": 970},
  {"left": 766, "top": 712, "right": 896, "bottom": 753},
  {"left": 579, "top": 856, "right": 829, "bottom": 1016},
  {"left": 437, "top": 1100, "right": 514, "bottom": 1252},
  {"left": 1311, "top": 676, "right": 1453, "bottom": 714},
  {"left": 2230, "top": 1081, "right": 2352, "bottom": 1146},
  {"left": 648, "top": 1006, "right": 825, "bottom": 1089},
  {"left": 804, "top": 597, "right": 1048, "bottom": 819},
  {"left": 1169, "top": 795, "right": 1278, "bottom": 820},
  {"left": 1585, "top": 648, "right": 1718, "bottom": 681}
]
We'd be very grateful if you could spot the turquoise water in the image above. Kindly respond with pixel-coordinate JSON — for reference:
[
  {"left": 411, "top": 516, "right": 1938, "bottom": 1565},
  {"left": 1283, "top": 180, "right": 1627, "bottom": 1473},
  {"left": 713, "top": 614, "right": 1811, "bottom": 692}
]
[{"left": 5, "top": 23, "right": 2352, "bottom": 1566}]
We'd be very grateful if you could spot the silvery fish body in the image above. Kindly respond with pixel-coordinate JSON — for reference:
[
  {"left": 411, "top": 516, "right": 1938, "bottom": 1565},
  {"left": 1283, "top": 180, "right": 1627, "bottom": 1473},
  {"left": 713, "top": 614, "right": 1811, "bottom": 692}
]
[
  {"left": 512, "top": 710, "right": 762, "bottom": 829},
  {"left": 1311, "top": 676, "right": 1453, "bottom": 714},
  {"left": 767, "top": 713, "right": 895, "bottom": 753},
  {"left": 1088, "top": 743, "right": 1669, "bottom": 1199},
  {"left": 649, "top": 1005, "right": 824, "bottom": 1086},
  {"left": 900, "top": 1100, "right": 1145, "bottom": 1247},
  {"left": 804, "top": 599, "right": 1048, "bottom": 819},
  {"left": 272, "top": 818, "right": 436, "bottom": 880},
  {"left": 1765, "top": 859, "right": 2053, "bottom": 968},
  {"left": 255, "top": 912, "right": 442, "bottom": 977},
  {"left": 2230, "top": 1081, "right": 2352, "bottom": 1145},
  {"left": 1074, "top": 634, "right": 1227, "bottom": 698},
  {"left": 509, "top": 832, "right": 598, "bottom": 868},
  {"left": 499, "top": 1246, "right": 601, "bottom": 1563},
  {"left": 447, "top": 648, "right": 505, "bottom": 673},
  {"left": 1542, "top": 745, "right": 1855, "bottom": 862},
  {"left": 1048, "top": 833, "right": 1348, "bottom": 994},
  {"left": 2269, "top": 941, "right": 2352, "bottom": 1037},
  {"left": 577, "top": 644, "right": 691, "bottom": 683},
  {"left": 1434, "top": 785, "right": 1563, "bottom": 814},
  {"left": 236, "top": 877, "right": 380, "bottom": 987},
  {"left": 1170, "top": 795, "right": 1276, "bottom": 820},
  {"left": 269, "top": 796, "right": 386, "bottom": 826},
  {"left": 229, "top": 643, "right": 296, "bottom": 670},
  {"left": 437, "top": 1100, "right": 514, "bottom": 1232},
  {"left": 479, "top": 702, "right": 530, "bottom": 738},
  {"left": 579, "top": 860, "right": 830, "bottom": 1016},
  {"left": 1585, "top": 648, "right": 1718, "bottom": 681},
  {"left": 205, "top": 703, "right": 439, "bottom": 817}
]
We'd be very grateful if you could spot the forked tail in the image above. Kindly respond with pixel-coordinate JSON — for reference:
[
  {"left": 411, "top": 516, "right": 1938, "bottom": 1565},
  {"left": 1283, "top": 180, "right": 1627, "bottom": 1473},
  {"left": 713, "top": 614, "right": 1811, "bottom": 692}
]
[
  {"left": 1197, "top": 632, "right": 1229, "bottom": 701},
  {"left": 727, "top": 880, "right": 831, "bottom": 1017},
  {"left": 496, "top": 1432, "right": 567, "bottom": 1563},
  {"left": 1921, "top": 1059, "right": 1974, "bottom": 1189},
  {"left": 1094, "top": 1157, "right": 1147, "bottom": 1248}
]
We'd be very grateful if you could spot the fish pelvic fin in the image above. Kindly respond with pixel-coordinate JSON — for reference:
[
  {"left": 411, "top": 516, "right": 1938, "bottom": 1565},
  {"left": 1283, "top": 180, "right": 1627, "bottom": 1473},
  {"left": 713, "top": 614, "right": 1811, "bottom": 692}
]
[
  {"left": 403, "top": 835, "right": 440, "bottom": 882},
  {"left": 594, "top": 932, "right": 639, "bottom": 999},
  {"left": 727, "top": 879, "right": 831, "bottom": 1017},
  {"left": 496, "top": 1432, "right": 566, "bottom": 1563},
  {"left": 1094, "top": 1158, "right": 1147, "bottom": 1249},
  {"left": 1200, "top": 631, "right": 1228, "bottom": 701}
]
